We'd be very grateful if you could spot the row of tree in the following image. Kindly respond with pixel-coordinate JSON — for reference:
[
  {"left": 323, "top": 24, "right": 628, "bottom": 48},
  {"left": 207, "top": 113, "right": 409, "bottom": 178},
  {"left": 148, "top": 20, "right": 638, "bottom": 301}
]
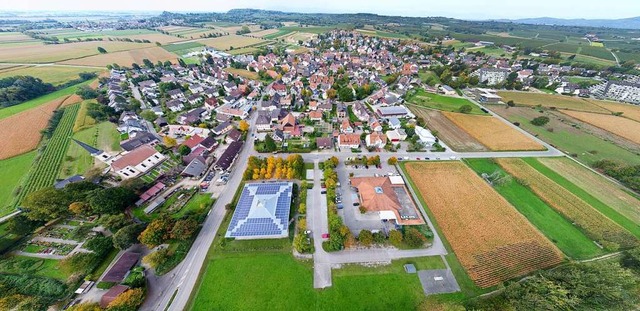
[{"left": 242, "top": 155, "right": 305, "bottom": 180}]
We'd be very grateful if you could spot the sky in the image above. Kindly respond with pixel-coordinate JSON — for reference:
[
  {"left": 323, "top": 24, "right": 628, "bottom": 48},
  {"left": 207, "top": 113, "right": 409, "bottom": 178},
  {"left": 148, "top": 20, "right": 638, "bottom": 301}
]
[{"left": 0, "top": 0, "right": 638, "bottom": 20}]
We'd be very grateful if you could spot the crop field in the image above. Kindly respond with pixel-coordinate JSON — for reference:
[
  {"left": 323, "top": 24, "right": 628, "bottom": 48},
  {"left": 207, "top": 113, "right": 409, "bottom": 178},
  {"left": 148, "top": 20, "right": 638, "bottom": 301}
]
[
  {"left": 0, "top": 65, "right": 101, "bottom": 86},
  {"left": 561, "top": 110, "right": 640, "bottom": 144},
  {"left": 406, "top": 89, "right": 486, "bottom": 115},
  {"left": 59, "top": 122, "right": 120, "bottom": 179},
  {"left": 216, "top": 24, "right": 262, "bottom": 34},
  {"left": 278, "top": 32, "right": 318, "bottom": 44},
  {"left": 158, "top": 26, "right": 223, "bottom": 39},
  {"left": 465, "top": 158, "right": 605, "bottom": 259},
  {"left": 225, "top": 67, "right": 259, "bottom": 80},
  {"left": 404, "top": 161, "right": 563, "bottom": 288},
  {"left": 61, "top": 46, "right": 177, "bottom": 67},
  {"left": 197, "top": 35, "right": 267, "bottom": 51},
  {"left": 280, "top": 26, "right": 343, "bottom": 34},
  {"left": 356, "top": 29, "right": 408, "bottom": 39},
  {"left": 0, "top": 151, "right": 36, "bottom": 215},
  {"left": 14, "top": 104, "right": 80, "bottom": 207},
  {"left": 0, "top": 32, "right": 43, "bottom": 46},
  {"left": 588, "top": 100, "right": 640, "bottom": 122},
  {"left": 443, "top": 111, "right": 545, "bottom": 151},
  {"left": 537, "top": 157, "right": 640, "bottom": 224},
  {"left": 0, "top": 41, "right": 154, "bottom": 63},
  {"left": 497, "top": 91, "right": 609, "bottom": 112},
  {"left": 262, "top": 29, "right": 294, "bottom": 40},
  {"left": 496, "top": 158, "right": 639, "bottom": 250},
  {"left": 123, "top": 33, "right": 184, "bottom": 44},
  {"left": 60, "top": 94, "right": 83, "bottom": 107},
  {"left": 0, "top": 79, "right": 92, "bottom": 120},
  {"left": 409, "top": 106, "right": 487, "bottom": 152},
  {"left": 250, "top": 29, "right": 279, "bottom": 38},
  {"left": 0, "top": 96, "right": 67, "bottom": 160},
  {"left": 162, "top": 42, "right": 204, "bottom": 56},
  {"left": 73, "top": 100, "right": 97, "bottom": 132}
]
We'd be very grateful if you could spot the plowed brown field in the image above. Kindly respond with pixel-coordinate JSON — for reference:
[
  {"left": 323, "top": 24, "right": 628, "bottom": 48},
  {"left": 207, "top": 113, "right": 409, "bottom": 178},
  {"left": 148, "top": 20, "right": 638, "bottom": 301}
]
[{"left": 405, "top": 161, "right": 563, "bottom": 288}]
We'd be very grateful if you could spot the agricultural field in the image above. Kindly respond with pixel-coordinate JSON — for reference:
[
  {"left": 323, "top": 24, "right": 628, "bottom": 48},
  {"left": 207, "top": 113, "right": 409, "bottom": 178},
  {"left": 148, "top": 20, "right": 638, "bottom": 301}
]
[
  {"left": 14, "top": 104, "right": 80, "bottom": 207},
  {"left": 59, "top": 121, "right": 120, "bottom": 179},
  {"left": 73, "top": 100, "right": 97, "bottom": 132},
  {"left": 409, "top": 106, "right": 487, "bottom": 152},
  {"left": 537, "top": 157, "right": 640, "bottom": 224},
  {"left": 489, "top": 105, "right": 640, "bottom": 166},
  {"left": 0, "top": 151, "right": 36, "bottom": 216},
  {"left": 0, "top": 79, "right": 93, "bottom": 120},
  {"left": 277, "top": 32, "right": 318, "bottom": 44},
  {"left": 197, "top": 35, "right": 267, "bottom": 51},
  {"left": 496, "top": 158, "right": 639, "bottom": 250},
  {"left": 60, "top": 46, "right": 177, "bottom": 67},
  {"left": 0, "top": 31, "right": 43, "bottom": 46},
  {"left": 443, "top": 111, "right": 545, "bottom": 151},
  {"left": 406, "top": 89, "right": 486, "bottom": 115},
  {"left": 0, "top": 96, "right": 67, "bottom": 160},
  {"left": 404, "top": 161, "right": 563, "bottom": 288},
  {"left": 215, "top": 24, "right": 262, "bottom": 34},
  {"left": 225, "top": 67, "right": 259, "bottom": 80},
  {"left": 0, "top": 65, "right": 101, "bottom": 86},
  {"left": 279, "top": 26, "right": 343, "bottom": 34},
  {"left": 465, "top": 158, "right": 605, "bottom": 259},
  {"left": 162, "top": 42, "right": 204, "bottom": 56},
  {"left": 588, "top": 100, "right": 640, "bottom": 122},
  {"left": 497, "top": 91, "right": 609, "bottom": 113},
  {"left": 561, "top": 110, "right": 640, "bottom": 144},
  {"left": 0, "top": 40, "right": 154, "bottom": 63},
  {"left": 262, "top": 29, "right": 294, "bottom": 40},
  {"left": 356, "top": 29, "right": 408, "bottom": 39},
  {"left": 250, "top": 29, "right": 279, "bottom": 38},
  {"left": 158, "top": 26, "right": 223, "bottom": 39}
]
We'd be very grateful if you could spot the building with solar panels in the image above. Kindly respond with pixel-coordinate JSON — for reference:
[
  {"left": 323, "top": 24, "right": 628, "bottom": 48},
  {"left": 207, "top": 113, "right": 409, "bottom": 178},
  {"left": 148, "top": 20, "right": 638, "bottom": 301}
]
[{"left": 225, "top": 182, "right": 293, "bottom": 239}]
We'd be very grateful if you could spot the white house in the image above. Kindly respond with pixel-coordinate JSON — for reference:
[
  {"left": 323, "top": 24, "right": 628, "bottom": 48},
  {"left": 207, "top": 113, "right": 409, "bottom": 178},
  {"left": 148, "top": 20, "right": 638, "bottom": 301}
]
[{"left": 415, "top": 126, "right": 437, "bottom": 147}]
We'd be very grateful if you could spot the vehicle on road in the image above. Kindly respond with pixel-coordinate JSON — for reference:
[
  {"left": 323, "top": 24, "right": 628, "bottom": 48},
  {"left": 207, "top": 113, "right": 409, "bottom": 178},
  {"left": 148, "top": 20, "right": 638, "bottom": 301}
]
[
  {"left": 321, "top": 190, "right": 327, "bottom": 194},
  {"left": 337, "top": 203, "right": 344, "bottom": 209},
  {"left": 322, "top": 233, "right": 330, "bottom": 239}
]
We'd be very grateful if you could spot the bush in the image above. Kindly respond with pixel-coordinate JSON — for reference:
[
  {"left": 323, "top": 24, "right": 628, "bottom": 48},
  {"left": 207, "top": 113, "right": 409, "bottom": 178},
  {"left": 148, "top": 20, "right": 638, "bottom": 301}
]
[
  {"left": 143, "top": 248, "right": 170, "bottom": 270},
  {"left": 531, "top": 116, "right": 550, "bottom": 126},
  {"left": 458, "top": 104, "right": 473, "bottom": 114},
  {"left": 107, "top": 288, "right": 145, "bottom": 310},
  {"left": 358, "top": 230, "right": 374, "bottom": 246},
  {"left": 389, "top": 230, "right": 403, "bottom": 246},
  {"left": 404, "top": 228, "right": 427, "bottom": 248},
  {"left": 96, "top": 281, "right": 116, "bottom": 289}
]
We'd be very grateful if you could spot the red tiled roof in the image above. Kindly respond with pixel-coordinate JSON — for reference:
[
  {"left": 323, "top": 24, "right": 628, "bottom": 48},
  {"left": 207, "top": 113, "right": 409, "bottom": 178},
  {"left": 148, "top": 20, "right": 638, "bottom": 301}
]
[{"left": 182, "top": 135, "right": 206, "bottom": 149}]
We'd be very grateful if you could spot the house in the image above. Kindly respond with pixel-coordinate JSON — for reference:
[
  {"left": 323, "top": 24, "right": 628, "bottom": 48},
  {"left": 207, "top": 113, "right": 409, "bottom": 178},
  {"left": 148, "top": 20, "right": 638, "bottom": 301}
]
[
  {"left": 187, "top": 93, "right": 202, "bottom": 105},
  {"left": 204, "top": 97, "right": 218, "bottom": 111},
  {"left": 336, "top": 103, "right": 347, "bottom": 119},
  {"left": 182, "top": 157, "right": 207, "bottom": 178},
  {"left": 256, "top": 114, "right": 272, "bottom": 132},
  {"left": 167, "top": 89, "right": 185, "bottom": 100},
  {"left": 271, "top": 129, "right": 284, "bottom": 142},
  {"left": 182, "top": 135, "right": 206, "bottom": 150},
  {"left": 415, "top": 126, "right": 437, "bottom": 147},
  {"left": 440, "top": 85, "right": 456, "bottom": 96},
  {"left": 386, "top": 129, "right": 408, "bottom": 142},
  {"left": 120, "top": 132, "right": 159, "bottom": 151},
  {"left": 365, "top": 132, "right": 387, "bottom": 148},
  {"left": 117, "top": 118, "right": 147, "bottom": 135},
  {"left": 109, "top": 145, "right": 166, "bottom": 179},
  {"left": 199, "top": 136, "right": 219, "bottom": 152},
  {"left": 226, "top": 128, "right": 242, "bottom": 142},
  {"left": 350, "top": 176, "right": 424, "bottom": 225},
  {"left": 212, "top": 121, "right": 234, "bottom": 136},
  {"left": 177, "top": 108, "right": 208, "bottom": 125},
  {"left": 387, "top": 117, "right": 401, "bottom": 129},
  {"left": 214, "top": 141, "right": 243, "bottom": 171},
  {"left": 376, "top": 106, "right": 412, "bottom": 119},
  {"left": 309, "top": 110, "right": 323, "bottom": 121},
  {"left": 316, "top": 137, "right": 333, "bottom": 149},
  {"left": 271, "top": 82, "right": 287, "bottom": 96},
  {"left": 352, "top": 102, "right": 370, "bottom": 121},
  {"left": 279, "top": 112, "right": 298, "bottom": 134},
  {"left": 338, "top": 133, "right": 361, "bottom": 149},
  {"left": 166, "top": 99, "right": 185, "bottom": 113},
  {"left": 369, "top": 118, "right": 383, "bottom": 132},
  {"left": 338, "top": 119, "right": 352, "bottom": 133}
]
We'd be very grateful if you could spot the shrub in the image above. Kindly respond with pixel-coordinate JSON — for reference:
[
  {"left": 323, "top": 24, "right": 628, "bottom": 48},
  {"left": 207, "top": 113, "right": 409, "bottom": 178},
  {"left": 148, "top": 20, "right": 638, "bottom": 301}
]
[
  {"left": 404, "top": 228, "right": 427, "bottom": 248},
  {"left": 358, "top": 230, "right": 374, "bottom": 246},
  {"left": 107, "top": 288, "right": 145, "bottom": 311},
  {"left": 458, "top": 105, "right": 473, "bottom": 114},
  {"left": 389, "top": 230, "right": 403, "bottom": 246},
  {"left": 531, "top": 116, "right": 550, "bottom": 126}
]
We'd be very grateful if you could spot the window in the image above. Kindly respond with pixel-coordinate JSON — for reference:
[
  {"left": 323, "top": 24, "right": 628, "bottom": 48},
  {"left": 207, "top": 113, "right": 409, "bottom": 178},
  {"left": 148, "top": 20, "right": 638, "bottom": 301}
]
[
  {"left": 154, "top": 155, "right": 160, "bottom": 159},
  {"left": 141, "top": 164, "right": 147, "bottom": 168}
]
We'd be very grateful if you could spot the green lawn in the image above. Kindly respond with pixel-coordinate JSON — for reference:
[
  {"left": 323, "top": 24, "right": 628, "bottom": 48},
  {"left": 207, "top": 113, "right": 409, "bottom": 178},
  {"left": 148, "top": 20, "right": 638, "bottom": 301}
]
[
  {"left": 0, "top": 79, "right": 93, "bottom": 120},
  {"left": 417, "top": 70, "right": 441, "bottom": 85},
  {"left": 406, "top": 89, "right": 486, "bottom": 115},
  {"left": 162, "top": 42, "right": 204, "bottom": 55},
  {"left": 523, "top": 158, "right": 640, "bottom": 239},
  {"left": 0, "top": 151, "right": 36, "bottom": 215},
  {"left": 58, "top": 122, "right": 121, "bottom": 179},
  {"left": 0, "top": 66, "right": 101, "bottom": 86},
  {"left": 172, "top": 193, "right": 214, "bottom": 219},
  {"left": 0, "top": 256, "right": 70, "bottom": 280},
  {"left": 464, "top": 159, "right": 605, "bottom": 259}
]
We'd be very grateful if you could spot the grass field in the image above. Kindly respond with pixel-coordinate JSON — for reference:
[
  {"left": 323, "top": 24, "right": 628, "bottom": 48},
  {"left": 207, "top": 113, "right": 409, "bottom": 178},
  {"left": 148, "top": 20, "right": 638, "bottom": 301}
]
[
  {"left": 561, "top": 110, "right": 640, "bottom": 144},
  {"left": 197, "top": 35, "right": 266, "bottom": 51},
  {"left": 0, "top": 41, "right": 154, "bottom": 63},
  {"left": 162, "top": 42, "right": 204, "bottom": 56},
  {"left": 263, "top": 29, "right": 294, "bottom": 40},
  {"left": 0, "top": 79, "right": 92, "bottom": 120},
  {"left": 0, "top": 151, "right": 36, "bottom": 215},
  {"left": 0, "top": 255, "right": 70, "bottom": 280},
  {"left": 0, "top": 32, "right": 43, "bottom": 46},
  {"left": 497, "top": 158, "right": 639, "bottom": 250},
  {"left": 497, "top": 91, "right": 609, "bottom": 113},
  {"left": 0, "top": 66, "right": 101, "bottom": 86},
  {"left": 406, "top": 89, "right": 486, "bottom": 115},
  {"left": 443, "top": 112, "right": 545, "bottom": 151},
  {"left": 60, "top": 46, "right": 177, "bottom": 67},
  {"left": 58, "top": 122, "right": 120, "bottom": 179},
  {"left": 404, "top": 161, "right": 563, "bottom": 288},
  {"left": 464, "top": 158, "right": 605, "bottom": 259},
  {"left": 73, "top": 100, "right": 97, "bottom": 132},
  {"left": 537, "top": 157, "right": 640, "bottom": 224},
  {"left": 224, "top": 67, "right": 259, "bottom": 80}
]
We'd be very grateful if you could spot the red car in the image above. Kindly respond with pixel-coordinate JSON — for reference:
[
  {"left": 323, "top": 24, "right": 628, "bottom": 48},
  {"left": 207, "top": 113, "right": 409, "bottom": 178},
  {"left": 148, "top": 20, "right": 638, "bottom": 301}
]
[{"left": 322, "top": 233, "right": 330, "bottom": 239}]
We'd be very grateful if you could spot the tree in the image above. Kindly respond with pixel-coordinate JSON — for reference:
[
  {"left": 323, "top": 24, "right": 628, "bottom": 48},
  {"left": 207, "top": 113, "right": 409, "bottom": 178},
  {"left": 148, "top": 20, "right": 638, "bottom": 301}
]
[
  {"left": 138, "top": 215, "right": 174, "bottom": 248},
  {"left": 458, "top": 104, "right": 473, "bottom": 114},
  {"left": 22, "top": 187, "right": 70, "bottom": 221},
  {"left": 112, "top": 224, "right": 144, "bottom": 250},
  {"left": 404, "top": 228, "right": 427, "bottom": 248},
  {"left": 171, "top": 218, "right": 198, "bottom": 240},
  {"left": 358, "top": 230, "right": 374, "bottom": 246},
  {"left": 389, "top": 230, "right": 403, "bottom": 246},
  {"left": 298, "top": 203, "right": 306, "bottom": 214},
  {"left": 238, "top": 120, "right": 249, "bottom": 132},
  {"left": 76, "top": 86, "right": 98, "bottom": 99},
  {"left": 68, "top": 303, "right": 102, "bottom": 311},
  {"left": 84, "top": 236, "right": 113, "bottom": 256},
  {"left": 507, "top": 100, "right": 515, "bottom": 107},
  {"left": 97, "top": 47, "right": 107, "bottom": 54},
  {"left": 140, "top": 110, "right": 157, "bottom": 122},
  {"left": 142, "top": 248, "right": 169, "bottom": 269},
  {"left": 387, "top": 156, "right": 398, "bottom": 165},
  {"left": 178, "top": 145, "right": 191, "bottom": 156},
  {"left": 531, "top": 116, "right": 550, "bottom": 126},
  {"left": 89, "top": 187, "right": 137, "bottom": 215},
  {"left": 163, "top": 136, "right": 177, "bottom": 147},
  {"left": 6, "top": 214, "right": 43, "bottom": 236},
  {"left": 264, "top": 134, "right": 277, "bottom": 152},
  {"left": 100, "top": 214, "right": 130, "bottom": 232},
  {"left": 297, "top": 218, "right": 307, "bottom": 232},
  {"left": 69, "top": 202, "right": 92, "bottom": 216},
  {"left": 107, "top": 288, "right": 145, "bottom": 311}
]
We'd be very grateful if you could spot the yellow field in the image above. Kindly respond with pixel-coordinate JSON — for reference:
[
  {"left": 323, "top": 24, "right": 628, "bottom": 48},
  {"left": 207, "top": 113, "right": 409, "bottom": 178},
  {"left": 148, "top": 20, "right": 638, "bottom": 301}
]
[
  {"left": 0, "top": 41, "right": 154, "bottom": 63},
  {"left": 60, "top": 46, "right": 177, "bottom": 67},
  {"left": 73, "top": 100, "right": 97, "bottom": 132},
  {"left": 405, "top": 161, "right": 563, "bottom": 288},
  {"left": 538, "top": 157, "right": 640, "bottom": 224},
  {"left": 0, "top": 66, "right": 102, "bottom": 85},
  {"left": 561, "top": 110, "right": 640, "bottom": 144},
  {"left": 250, "top": 29, "right": 279, "bottom": 38},
  {"left": 443, "top": 111, "right": 545, "bottom": 151},
  {"left": 587, "top": 99, "right": 640, "bottom": 123},
  {"left": 197, "top": 35, "right": 266, "bottom": 51},
  {"left": 158, "top": 26, "right": 223, "bottom": 39},
  {"left": 497, "top": 91, "right": 609, "bottom": 113},
  {"left": 497, "top": 158, "right": 638, "bottom": 250},
  {"left": 216, "top": 24, "right": 262, "bottom": 34},
  {"left": 0, "top": 96, "right": 67, "bottom": 160},
  {"left": 124, "top": 33, "right": 185, "bottom": 44},
  {"left": 225, "top": 67, "right": 259, "bottom": 80}
]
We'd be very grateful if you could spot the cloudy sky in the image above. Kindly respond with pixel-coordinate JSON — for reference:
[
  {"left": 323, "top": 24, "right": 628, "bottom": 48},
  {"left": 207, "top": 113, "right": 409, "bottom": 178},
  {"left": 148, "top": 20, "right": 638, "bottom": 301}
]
[{"left": 0, "top": 0, "right": 637, "bottom": 20}]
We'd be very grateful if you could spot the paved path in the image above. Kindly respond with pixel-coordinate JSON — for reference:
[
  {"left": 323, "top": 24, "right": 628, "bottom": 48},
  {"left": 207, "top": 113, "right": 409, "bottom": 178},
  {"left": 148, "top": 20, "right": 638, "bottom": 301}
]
[{"left": 0, "top": 210, "right": 20, "bottom": 223}]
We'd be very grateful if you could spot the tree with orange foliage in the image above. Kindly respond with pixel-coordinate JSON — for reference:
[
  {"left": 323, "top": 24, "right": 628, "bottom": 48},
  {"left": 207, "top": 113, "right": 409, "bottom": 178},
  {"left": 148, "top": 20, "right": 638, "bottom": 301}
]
[{"left": 107, "top": 288, "right": 145, "bottom": 311}]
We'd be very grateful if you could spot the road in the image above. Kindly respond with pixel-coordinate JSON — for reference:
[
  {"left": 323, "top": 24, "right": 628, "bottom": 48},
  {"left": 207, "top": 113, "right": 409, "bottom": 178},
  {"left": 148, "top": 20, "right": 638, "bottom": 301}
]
[{"left": 142, "top": 91, "right": 263, "bottom": 311}]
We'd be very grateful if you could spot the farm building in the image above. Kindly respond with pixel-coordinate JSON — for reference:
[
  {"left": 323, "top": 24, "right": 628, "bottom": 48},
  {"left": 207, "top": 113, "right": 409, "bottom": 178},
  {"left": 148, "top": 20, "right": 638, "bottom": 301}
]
[
  {"left": 415, "top": 126, "right": 437, "bottom": 147},
  {"left": 350, "top": 176, "right": 424, "bottom": 225},
  {"left": 225, "top": 182, "right": 293, "bottom": 239}
]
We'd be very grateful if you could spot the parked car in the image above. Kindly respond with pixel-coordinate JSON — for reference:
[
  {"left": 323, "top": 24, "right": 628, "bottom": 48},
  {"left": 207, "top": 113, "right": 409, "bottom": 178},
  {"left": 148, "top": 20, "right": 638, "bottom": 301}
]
[
  {"left": 353, "top": 202, "right": 360, "bottom": 206},
  {"left": 322, "top": 233, "right": 330, "bottom": 239},
  {"left": 337, "top": 203, "right": 344, "bottom": 209},
  {"left": 321, "top": 190, "right": 327, "bottom": 194}
]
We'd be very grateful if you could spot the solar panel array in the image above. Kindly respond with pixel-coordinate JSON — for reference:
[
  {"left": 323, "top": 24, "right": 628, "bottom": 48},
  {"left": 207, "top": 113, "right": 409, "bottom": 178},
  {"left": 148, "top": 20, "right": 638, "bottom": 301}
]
[{"left": 226, "top": 182, "right": 293, "bottom": 239}]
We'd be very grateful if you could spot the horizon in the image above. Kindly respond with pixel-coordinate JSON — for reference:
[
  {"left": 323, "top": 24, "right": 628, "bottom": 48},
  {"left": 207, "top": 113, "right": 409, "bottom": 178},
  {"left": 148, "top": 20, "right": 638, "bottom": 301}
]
[{"left": 0, "top": 0, "right": 638, "bottom": 20}]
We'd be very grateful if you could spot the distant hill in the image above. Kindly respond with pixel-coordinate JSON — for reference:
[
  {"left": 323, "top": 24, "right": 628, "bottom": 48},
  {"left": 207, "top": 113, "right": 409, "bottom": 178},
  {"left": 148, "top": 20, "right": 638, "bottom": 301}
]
[{"left": 504, "top": 17, "right": 640, "bottom": 29}]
